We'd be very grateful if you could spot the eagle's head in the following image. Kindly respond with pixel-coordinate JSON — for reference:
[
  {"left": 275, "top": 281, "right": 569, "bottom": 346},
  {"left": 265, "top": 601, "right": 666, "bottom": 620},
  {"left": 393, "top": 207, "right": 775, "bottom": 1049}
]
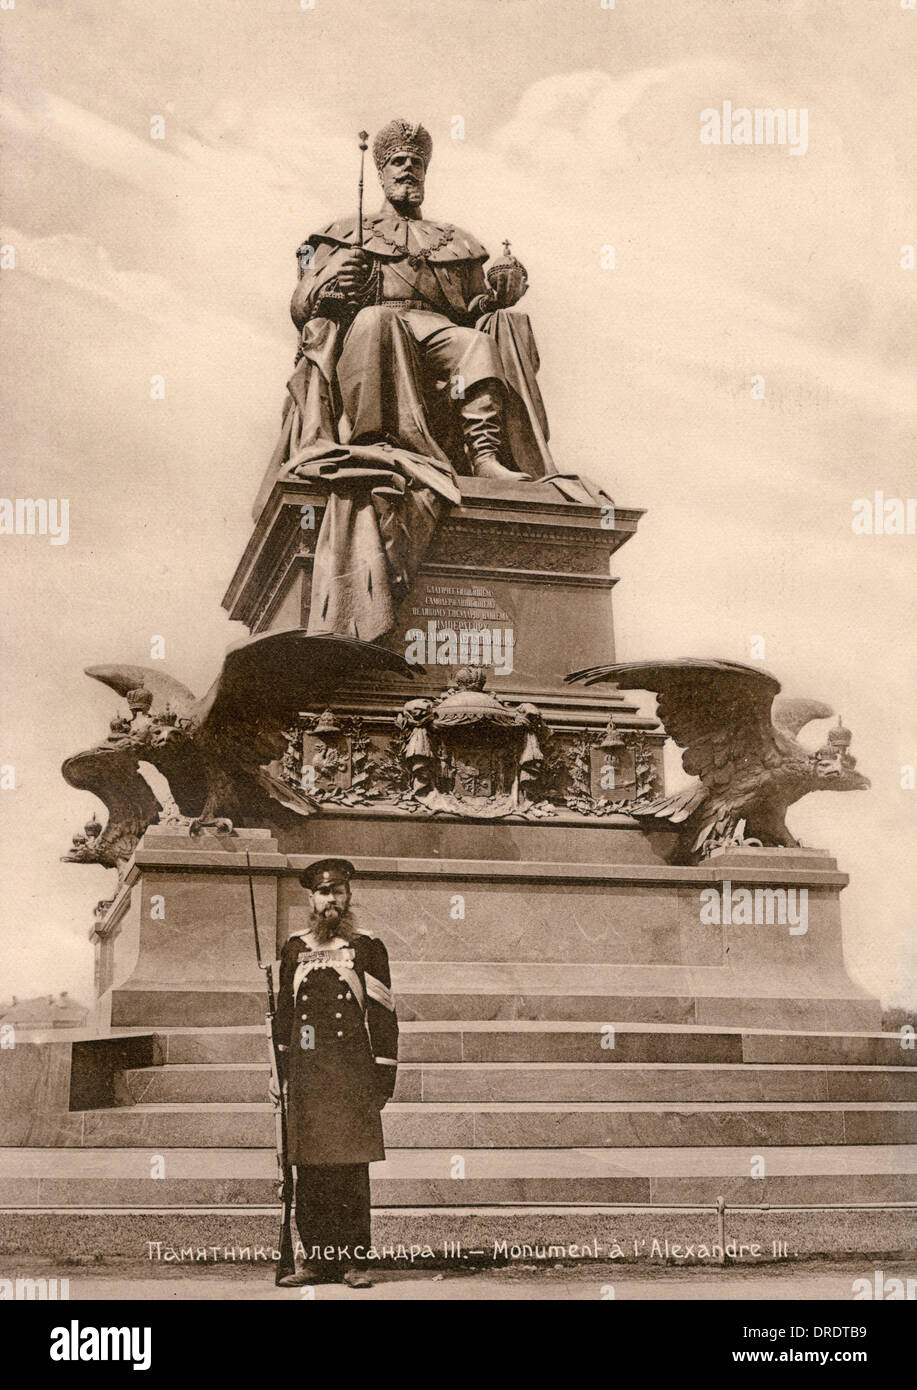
[
  {"left": 810, "top": 718, "right": 870, "bottom": 791},
  {"left": 811, "top": 755, "right": 871, "bottom": 791}
]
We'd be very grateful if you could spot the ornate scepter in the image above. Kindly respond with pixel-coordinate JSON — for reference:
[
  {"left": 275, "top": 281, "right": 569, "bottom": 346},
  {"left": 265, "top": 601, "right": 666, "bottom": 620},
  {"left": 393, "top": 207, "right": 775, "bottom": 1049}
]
[
  {"left": 309, "top": 130, "right": 373, "bottom": 324},
  {"left": 357, "top": 129, "right": 369, "bottom": 248},
  {"left": 352, "top": 128, "right": 379, "bottom": 309}
]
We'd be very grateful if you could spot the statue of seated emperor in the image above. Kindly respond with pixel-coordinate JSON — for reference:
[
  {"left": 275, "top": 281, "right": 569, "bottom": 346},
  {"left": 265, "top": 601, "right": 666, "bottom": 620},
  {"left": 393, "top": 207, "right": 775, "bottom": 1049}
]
[{"left": 270, "top": 118, "right": 555, "bottom": 484}]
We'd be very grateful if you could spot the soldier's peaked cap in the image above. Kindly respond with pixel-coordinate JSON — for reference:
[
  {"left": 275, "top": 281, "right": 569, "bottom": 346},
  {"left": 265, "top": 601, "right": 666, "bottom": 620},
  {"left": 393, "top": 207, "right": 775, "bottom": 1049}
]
[
  {"left": 373, "top": 119, "right": 432, "bottom": 172},
  {"left": 299, "top": 857, "right": 356, "bottom": 891}
]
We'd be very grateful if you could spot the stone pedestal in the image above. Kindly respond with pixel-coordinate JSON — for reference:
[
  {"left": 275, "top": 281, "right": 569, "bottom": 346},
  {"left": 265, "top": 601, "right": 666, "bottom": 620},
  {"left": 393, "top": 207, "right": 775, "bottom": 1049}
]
[
  {"left": 222, "top": 474, "right": 646, "bottom": 712},
  {"left": 222, "top": 476, "right": 667, "bottom": 823},
  {"left": 90, "top": 828, "right": 282, "bottom": 1030},
  {"left": 90, "top": 827, "right": 879, "bottom": 1038},
  {"left": 3, "top": 470, "right": 911, "bottom": 1267}
]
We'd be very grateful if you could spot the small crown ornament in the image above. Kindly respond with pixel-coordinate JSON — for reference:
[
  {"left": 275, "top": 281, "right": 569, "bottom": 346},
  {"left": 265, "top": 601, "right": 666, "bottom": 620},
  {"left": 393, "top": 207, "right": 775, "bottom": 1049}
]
[
  {"left": 485, "top": 240, "right": 528, "bottom": 308},
  {"left": 598, "top": 715, "right": 626, "bottom": 751},
  {"left": 817, "top": 717, "right": 857, "bottom": 769},
  {"left": 827, "top": 717, "right": 853, "bottom": 753},
  {"left": 313, "top": 709, "right": 342, "bottom": 738},
  {"left": 126, "top": 686, "right": 153, "bottom": 713}
]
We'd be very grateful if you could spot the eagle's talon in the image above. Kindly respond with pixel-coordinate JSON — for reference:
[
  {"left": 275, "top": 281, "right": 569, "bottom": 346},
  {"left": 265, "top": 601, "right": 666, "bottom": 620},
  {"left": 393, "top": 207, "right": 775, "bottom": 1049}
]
[{"left": 189, "top": 816, "right": 235, "bottom": 837}]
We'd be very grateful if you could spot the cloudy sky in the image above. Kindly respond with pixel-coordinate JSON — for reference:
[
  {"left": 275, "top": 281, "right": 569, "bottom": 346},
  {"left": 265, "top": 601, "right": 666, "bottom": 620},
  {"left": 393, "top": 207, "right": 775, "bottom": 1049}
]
[{"left": 1, "top": 0, "right": 915, "bottom": 1008}]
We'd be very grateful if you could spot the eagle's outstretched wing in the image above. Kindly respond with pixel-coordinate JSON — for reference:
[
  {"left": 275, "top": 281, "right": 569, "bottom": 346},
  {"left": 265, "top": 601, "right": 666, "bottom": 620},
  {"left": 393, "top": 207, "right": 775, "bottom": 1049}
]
[
  {"left": 565, "top": 658, "right": 783, "bottom": 797},
  {"left": 193, "top": 629, "right": 423, "bottom": 768},
  {"left": 83, "top": 665, "right": 199, "bottom": 721},
  {"left": 771, "top": 697, "right": 834, "bottom": 739},
  {"left": 61, "top": 743, "right": 161, "bottom": 867},
  {"left": 79, "top": 664, "right": 206, "bottom": 815},
  {"left": 69, "top": 633, "right": 422, "bottom": 832}
]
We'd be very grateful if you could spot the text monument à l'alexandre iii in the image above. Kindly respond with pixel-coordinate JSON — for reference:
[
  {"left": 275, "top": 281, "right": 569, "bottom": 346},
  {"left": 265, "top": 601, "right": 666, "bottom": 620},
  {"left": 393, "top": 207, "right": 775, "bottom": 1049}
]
[{"left": 2, "top": 118, "right": 912, "bottom": 1272}]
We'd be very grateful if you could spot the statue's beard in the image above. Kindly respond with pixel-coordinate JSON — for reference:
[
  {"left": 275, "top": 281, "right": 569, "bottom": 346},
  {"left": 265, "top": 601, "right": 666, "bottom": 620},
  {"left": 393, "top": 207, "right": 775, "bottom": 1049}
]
[
  {"left": 387, "top": 177, "right": 423, "bottom": 207},
  {"left": 309, "top": 905, "right": 357, "bottom": 944}
]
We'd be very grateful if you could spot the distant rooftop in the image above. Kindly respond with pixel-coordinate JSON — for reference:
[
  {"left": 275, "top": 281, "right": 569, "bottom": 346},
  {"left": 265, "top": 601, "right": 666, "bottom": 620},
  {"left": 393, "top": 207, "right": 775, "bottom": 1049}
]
[{"left": 0, "top": 992, "right": 89, "bottom": 1028}]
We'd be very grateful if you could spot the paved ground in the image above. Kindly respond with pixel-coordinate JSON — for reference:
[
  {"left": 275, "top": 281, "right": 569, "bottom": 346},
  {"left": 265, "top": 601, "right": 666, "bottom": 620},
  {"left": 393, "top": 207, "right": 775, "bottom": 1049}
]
[{"left": 3, "top": 1257, "right": 914, "bottom": 1300}]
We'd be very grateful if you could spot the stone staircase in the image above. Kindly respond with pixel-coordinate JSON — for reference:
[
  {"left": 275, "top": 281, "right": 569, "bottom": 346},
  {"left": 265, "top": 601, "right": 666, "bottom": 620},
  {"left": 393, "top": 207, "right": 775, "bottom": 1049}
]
[{"left": 2, "top": 972, "right": 915, "bottom": 1262}]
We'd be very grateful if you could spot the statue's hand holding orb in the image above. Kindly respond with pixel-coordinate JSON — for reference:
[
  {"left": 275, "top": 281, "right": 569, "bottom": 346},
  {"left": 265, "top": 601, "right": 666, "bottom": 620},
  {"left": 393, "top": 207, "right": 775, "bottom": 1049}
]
[{"left": 485, "top": 241, "right": 529, "bottom": 310}]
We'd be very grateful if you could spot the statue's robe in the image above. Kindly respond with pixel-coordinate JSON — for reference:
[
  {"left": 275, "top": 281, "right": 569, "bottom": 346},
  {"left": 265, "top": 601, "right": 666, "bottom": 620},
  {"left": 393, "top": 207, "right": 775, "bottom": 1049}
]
[
  {"left": 266, "top": 212, "right": 555, "bottom": 482},
  {"left": 254, "top": 213, "right": 600, "bottom": 642}
]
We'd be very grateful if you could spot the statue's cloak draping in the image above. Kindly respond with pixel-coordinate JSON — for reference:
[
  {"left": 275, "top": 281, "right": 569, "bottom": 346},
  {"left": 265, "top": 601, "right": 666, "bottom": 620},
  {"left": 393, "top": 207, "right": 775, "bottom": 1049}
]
[{"left": 288, "top": 441, "right": 460, "bottom": 644}]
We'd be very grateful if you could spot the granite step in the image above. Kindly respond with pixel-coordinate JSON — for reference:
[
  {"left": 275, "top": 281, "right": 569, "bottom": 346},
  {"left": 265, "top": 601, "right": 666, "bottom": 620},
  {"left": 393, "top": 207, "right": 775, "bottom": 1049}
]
[
  {"left": 110, "top": 984, "right": 880, "bottom": 1031},
  {"left": 395, "top": 1023, "right": 917, "bottom": 1067},
  {"left": 155, "top": 1023, "right": 917, "bottom": 1068},
  {"left": 1, "top": 1145, "right": 915, "bottom": 1209},
  {"left": 393, "top": 962, "right": 881, "bottom": 1029},
  {"left": 61, "top": 1100, "right": 917, "bottom": 1149},
  {"left": 120, "top": 1061, "right": 917, "bottom": 1106},
  {"left": 396, "top": 995, "right": 880, "bottom": 1029}
]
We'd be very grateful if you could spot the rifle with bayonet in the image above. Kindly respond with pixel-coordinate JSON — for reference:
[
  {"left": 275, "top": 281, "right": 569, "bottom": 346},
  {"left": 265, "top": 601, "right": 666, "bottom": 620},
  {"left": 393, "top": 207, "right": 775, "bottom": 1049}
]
[{"left": 246, "top": 852, "right": 295, "bottom": 1285}]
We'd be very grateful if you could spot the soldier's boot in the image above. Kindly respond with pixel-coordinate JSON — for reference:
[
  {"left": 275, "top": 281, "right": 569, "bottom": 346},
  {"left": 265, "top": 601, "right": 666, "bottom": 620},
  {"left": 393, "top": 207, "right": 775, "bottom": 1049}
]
[
  {"left": 277, "top": 1266, "right": 323, "bottom": 1288},
  {"left": 341, "top": 1266, "right": 373, "bottom": 1289},
  {"left": 460, "top": 381, "right": 531, "bottom": 482}
]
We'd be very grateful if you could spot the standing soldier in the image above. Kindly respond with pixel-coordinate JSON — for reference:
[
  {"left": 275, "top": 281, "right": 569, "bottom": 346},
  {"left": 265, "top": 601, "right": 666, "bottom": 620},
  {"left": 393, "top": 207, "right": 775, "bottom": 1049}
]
[{"left": 273, "top": 858, "right": 398, "bottom": 1288}]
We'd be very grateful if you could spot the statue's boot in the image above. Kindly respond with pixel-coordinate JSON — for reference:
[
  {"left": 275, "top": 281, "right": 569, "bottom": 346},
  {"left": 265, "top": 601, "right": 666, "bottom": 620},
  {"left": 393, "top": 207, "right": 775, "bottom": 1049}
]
[{"left": 460, "top": 382, "right": 531, "bottom": 481}]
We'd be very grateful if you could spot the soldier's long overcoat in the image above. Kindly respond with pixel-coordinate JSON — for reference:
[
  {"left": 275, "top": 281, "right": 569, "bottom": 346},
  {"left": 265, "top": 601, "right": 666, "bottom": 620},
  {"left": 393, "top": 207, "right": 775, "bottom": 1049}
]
[{"left": 274, "top": 928, "right": 398, "bottom": 1166}]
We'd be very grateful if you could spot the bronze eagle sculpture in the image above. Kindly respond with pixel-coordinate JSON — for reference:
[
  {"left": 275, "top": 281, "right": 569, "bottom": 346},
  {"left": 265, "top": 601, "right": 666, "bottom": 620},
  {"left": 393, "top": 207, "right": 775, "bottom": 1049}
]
[
  {"left": 62, "top": 629, "right": 419, "bottom": 875},
  {"left": 565, "top": 658, "right": 869, "bottom": 860}
]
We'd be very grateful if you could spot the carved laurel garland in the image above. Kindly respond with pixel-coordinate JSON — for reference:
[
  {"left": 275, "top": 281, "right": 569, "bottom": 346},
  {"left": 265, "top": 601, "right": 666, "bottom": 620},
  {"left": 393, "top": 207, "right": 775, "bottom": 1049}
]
[{"left": 278, "top": 707, "right": 662, "bottom": 819}]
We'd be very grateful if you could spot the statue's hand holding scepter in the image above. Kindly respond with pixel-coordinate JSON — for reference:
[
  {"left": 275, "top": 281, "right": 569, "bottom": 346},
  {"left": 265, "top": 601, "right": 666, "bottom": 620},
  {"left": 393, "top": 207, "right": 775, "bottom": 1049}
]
[
  {"left": 337, "top": 129, "right": 374, "bottom": 307},
  {"left": 316, "top": 131, "right": 375, "bottom": 317},
  {"left": 336, "top": 248, "right": 373, "bottom": 303}
]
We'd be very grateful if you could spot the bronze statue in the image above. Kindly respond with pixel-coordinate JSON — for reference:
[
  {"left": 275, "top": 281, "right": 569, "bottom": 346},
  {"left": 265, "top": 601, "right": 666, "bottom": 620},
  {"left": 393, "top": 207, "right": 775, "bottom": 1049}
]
[
  {"left": 256, "top": 119, "right": 612, "bottom": 643},
  {"left": 273, "top": 119, "right": 553, "bottom": 484},
  {"left": 565, "top": 659, "right": 870, "bottom": 861}
]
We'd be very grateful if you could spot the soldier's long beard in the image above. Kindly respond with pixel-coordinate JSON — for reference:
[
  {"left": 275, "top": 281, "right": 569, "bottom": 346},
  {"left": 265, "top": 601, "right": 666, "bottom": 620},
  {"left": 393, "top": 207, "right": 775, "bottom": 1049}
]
[{"left": 309, "top": 906, "right": 358, "bottom": 944}]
